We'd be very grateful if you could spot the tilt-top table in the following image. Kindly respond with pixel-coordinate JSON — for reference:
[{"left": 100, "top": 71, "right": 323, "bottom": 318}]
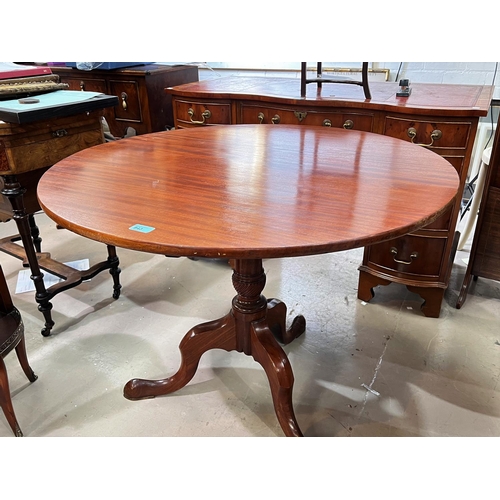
[{"left": 37, "top": 124, "right": 459, "bottom": 436}]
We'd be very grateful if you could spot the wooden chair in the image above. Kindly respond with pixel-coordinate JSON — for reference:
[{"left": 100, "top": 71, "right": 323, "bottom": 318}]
[
  {"left": 300, "top": 62, "right": 371, "bottom": 99},
  {"left": 0, "top": 264, "right": 37, "bottom": 436}
]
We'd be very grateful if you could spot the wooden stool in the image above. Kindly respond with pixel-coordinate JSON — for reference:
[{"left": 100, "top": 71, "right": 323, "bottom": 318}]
[{"left": 0, "top": 265, "right": 37, "bottom": 437}]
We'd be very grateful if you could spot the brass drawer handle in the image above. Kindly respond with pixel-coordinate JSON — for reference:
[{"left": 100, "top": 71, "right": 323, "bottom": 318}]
[
  {"left": 121, "top": 92, "right": 128, "bottom": 111},
  {"left": 407, "top": 127, "right": 442, "bottom": 146},
  {"left": 258, "top": 112, "right": 265, "bottom": 124},
  {"left": 271, "top": 114, "right": 281, "bottom": 124},
  {"left": 391, "top": 247, "right": 418, "bottom": 265},
  {"left": 188, "top": 107, "right": 212, "bottom": 124},
  {"left": 52, "top": 129, "right": 68, "bottom": 138},
  {"left": 343, "top": 119, "right": 354, "bottom": 129},
  {"left": 323, "top": 119, "right": 332, "bottom": 127}
]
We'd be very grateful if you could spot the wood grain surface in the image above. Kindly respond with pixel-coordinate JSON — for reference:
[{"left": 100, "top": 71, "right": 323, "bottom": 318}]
[
  {"left": 37, "top": 124, "right": 459, "bottom": 259},
  {"left": 166, "top": 77, "right": 493, "bottom": 116}
]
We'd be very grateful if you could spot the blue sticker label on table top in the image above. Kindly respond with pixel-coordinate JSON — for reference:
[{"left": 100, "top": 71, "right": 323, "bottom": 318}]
[{"left": 129, "top": 224, "right": 155, "bottom": 233}]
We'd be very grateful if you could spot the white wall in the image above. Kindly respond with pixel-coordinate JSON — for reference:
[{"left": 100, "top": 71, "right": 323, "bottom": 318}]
[{"left": 378, "top": 62, "right": 499, "bottom": 87}]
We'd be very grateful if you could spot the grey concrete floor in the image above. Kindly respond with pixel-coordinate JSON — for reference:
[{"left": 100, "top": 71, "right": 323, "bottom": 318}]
[{"left": 1, "top": 211, "right": 499, "bottom": 438}]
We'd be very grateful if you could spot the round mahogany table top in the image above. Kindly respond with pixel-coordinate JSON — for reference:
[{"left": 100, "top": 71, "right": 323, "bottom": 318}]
[{"left": 37, "top": 124, "right": 459, "bottom": 259}]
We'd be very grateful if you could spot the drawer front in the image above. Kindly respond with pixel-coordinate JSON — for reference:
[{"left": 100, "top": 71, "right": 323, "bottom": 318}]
[
  {"left": 174, "top": 99, "right": 231, "bottom": 126},
  {"left": 383, "top": 117, "right": 472, "bottom": 150},
  {"left": 421, "top": 157, "right": 464, "bottom": 231},
  {"left": 440, "top": 154, "right": 465, "bottom": 175},
  {"left": 109, "top": 80, "right": 142, "bottom": 122},
  {"left": 303, "top": 111, "right": 374, "bottom": 131},
  {"left": 59, "top": 76, "right": 107, "bottom": 93},
  {"left": 240, "top": 104, "right": 374, "bottom": 131},
  {"left": 240, "top": 105, "right": 296, "bottom": 125},
  {"left": 0, "top": 115, "right": 104, "bottom": 175},
  {"left": 366, "top": 234, "right": 447, "bottom": 278}
]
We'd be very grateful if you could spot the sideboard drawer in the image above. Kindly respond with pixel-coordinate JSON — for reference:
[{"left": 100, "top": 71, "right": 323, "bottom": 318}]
[
  {"left": 174, "top": 100, "right": 231, "bottom": 126},
  {"left": 383, "top": 116, "right": 472, "bottom": 150},
  {"left": 365, "top": 234, "right": 447, "bottom": 278},
  {"left": 418, "top": 156, "right": 464, "bottom": 231},
  {"left": 240, "top": 105, "right": 374, "bottom": 131},
  {"left": 303, "top": 110, "right": 374, "bottom": 131},
  {"left": 60, "top": 76, "right": 107, "bottom": 93},
  {"left": 240, "top": 105, "right": 298, "bottom": 125},
  {"left": 441, "top": 154, "right": 465, "bottom": 175}
]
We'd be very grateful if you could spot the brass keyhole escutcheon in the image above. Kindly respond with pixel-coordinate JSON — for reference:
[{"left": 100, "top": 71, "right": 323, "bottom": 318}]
[
  {"left": 52, "top": 129, "right": 68, "bottom": 138},
  {"left": 294, "top": 111, "right": 307, "bottom": 122}
]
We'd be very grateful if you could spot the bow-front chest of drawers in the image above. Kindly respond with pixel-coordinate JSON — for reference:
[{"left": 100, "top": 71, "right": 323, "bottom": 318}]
[{"left": 166, "top": 76, "right": 493, "bottom": 317}]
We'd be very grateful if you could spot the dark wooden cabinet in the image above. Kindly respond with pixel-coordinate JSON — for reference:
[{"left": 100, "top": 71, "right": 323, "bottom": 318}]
[
  {"left": 51, "top": 64, "right": 199, "bottom": 138},
  {"left": 166, "top": 76, "right": 493, "bottom": 317},
  {"left": 457, "top": 113, "right": 500, "bottom": 308}
]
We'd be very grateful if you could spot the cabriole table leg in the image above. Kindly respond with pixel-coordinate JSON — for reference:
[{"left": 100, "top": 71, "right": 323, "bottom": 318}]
[{"left": 124, "top": 258, "right": 306, "bottom": 436}]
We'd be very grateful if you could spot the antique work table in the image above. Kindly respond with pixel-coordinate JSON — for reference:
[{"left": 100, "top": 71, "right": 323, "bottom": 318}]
[
  {"left": 0, "top": 91, "right": 121, "bottom": 336},
  {"left": 37, "top": 125, "right": 459, "bottom": 436}
]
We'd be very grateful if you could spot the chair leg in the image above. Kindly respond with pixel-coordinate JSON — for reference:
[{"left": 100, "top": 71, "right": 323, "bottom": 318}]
[
  {"left": 0, "top": 357, "right": 23, "bottom": 437},
  {"left": 15, "top": 336, "right": 37, "bottom": 383}
]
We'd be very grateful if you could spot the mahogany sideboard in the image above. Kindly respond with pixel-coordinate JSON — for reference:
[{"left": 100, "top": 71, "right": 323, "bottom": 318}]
[
  {"left": 166, "top": 76, "right": 494, "bottom": 317},
  {"left": 51, "top": 64, "right": 199, "bottom": 138}
]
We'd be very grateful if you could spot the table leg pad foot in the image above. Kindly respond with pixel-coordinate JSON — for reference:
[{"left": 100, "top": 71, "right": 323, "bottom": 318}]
[
  {"left": 124, "top": 313, "right": 238, "bottom": 401},
  {"left": 266, "top": 298, "right": 306, "bottom": 345}
]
